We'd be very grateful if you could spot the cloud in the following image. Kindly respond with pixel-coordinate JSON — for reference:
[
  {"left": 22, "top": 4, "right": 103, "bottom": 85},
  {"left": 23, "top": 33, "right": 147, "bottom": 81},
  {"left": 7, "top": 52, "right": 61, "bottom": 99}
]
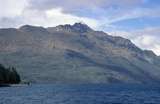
[
  {"left": 28, "top": 0, "right": 144, "bottom": 18},
  {"left": 108, "top": 7, "right": 160, "bottom": 25},
  {"left": 0, "top": 17, "right": 24, "bottom": 28},
  {"left": 45, "top": 8, "right": 98, "bottom": 28},
  {"left": 28, "top": 0, "right": 142, "bottom": 10},
  {"left": 0, "top": 0, "right": 28, "bottom": 18},
  {"left": 0, "top": 0, "right": 28, "bottom": 28},
  {"left": 1, "top": 0, "right": 159, "bottom": 28},
  {"left": 133, "top": 35, "right": 160, "bottom": 55},
  {"left": 109, "top": 27, "right": 160, "bottom": 55},
  {"left": 0, "top": 0, "right": 99, "bottom": 28},
  {"left": 133, "top": 27, "right": 160, "bottom": 55},
  {"left": 1, "top": 0, "right": 160, "bottom": 55},
  {"left": 0, "top": 7, "right": 99, "bottom": 28}
]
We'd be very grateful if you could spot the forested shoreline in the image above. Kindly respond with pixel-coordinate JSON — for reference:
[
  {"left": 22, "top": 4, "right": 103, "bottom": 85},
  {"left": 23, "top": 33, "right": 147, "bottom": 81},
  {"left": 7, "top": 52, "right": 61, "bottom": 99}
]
[{"left": 0, "top": 64, "right": 21, "bottom": 85}]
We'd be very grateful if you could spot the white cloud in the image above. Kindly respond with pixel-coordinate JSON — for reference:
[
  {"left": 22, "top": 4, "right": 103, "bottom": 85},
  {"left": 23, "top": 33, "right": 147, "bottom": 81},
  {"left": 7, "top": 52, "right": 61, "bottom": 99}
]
[
  {"left": 0, "top": 0, "right": 28, "bottom": 28},
  {"left": 1, "top": 0, "right": 160, "bottom": 56},
  {"left": 1, "top": 0, "right": 159, "bottom": 28},
  {"left": 0, "top": 0, "right": 99, "bottom": 28},
  {"left": 0, "top": 0, "right": 28, "bottom": 18},
  {"left": 109, "top": 27, "right": 160, "bottom": 55},
  {"left": 153, "top": 45, "right": 160, "bottom": 55},
  {"left": 133, "top": 35, "right": 156, "bottom": 49},
  {"left": 45, "top": 8, "right": 99, "bottom": 28},
  {"left": 21, "top": 8, "right": 99, "bottom": 28},
  {"left": 133, "top": 35, "right": 160, "bottom": 55}
]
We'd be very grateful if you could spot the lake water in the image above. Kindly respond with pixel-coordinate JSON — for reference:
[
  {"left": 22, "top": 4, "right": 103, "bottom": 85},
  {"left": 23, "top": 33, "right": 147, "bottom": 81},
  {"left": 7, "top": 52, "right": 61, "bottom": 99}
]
[{"left": 0, "top": 84, "right": 160, "bottom": 104}]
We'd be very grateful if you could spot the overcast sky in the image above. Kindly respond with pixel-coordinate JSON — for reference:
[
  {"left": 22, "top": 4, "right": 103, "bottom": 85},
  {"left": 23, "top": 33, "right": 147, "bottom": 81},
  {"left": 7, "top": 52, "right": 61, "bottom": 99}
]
[{"left": 0, "top": 0, "right": 160, "bottom": 55}]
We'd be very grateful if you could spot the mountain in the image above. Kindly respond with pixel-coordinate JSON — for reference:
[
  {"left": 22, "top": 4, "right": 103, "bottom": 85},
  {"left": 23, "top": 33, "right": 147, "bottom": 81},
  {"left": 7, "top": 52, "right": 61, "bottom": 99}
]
[{"left": 0, "top": 23, "right": 160, "bottom": 84}]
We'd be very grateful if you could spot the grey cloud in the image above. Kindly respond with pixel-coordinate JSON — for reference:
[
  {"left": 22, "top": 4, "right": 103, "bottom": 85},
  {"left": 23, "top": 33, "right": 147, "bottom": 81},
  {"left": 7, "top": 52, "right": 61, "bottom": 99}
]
[
  {"left": 0, "top": 17, "right": 24, "bottom": 28},
  {"left": 28, "top": 0, "right": 143, "bottom": 13},
  {"left": 27, "top": 0, "right": 147, "bottom": 22}
]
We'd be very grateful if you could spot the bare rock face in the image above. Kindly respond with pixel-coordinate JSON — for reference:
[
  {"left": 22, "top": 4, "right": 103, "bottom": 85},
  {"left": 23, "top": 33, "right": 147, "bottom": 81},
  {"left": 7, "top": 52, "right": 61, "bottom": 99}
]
[
  {"left": 0, "top": 23, "right": 160, "bottom": 84},
  {"left": 47, "top": 23, "right": 92, "bottom": 33}
]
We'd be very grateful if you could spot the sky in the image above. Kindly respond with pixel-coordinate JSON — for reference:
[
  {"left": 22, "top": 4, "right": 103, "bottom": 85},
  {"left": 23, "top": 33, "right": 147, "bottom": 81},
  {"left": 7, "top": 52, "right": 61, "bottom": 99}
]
[{"left": 0, "top": 0, "right": 160, "bottom": 55}]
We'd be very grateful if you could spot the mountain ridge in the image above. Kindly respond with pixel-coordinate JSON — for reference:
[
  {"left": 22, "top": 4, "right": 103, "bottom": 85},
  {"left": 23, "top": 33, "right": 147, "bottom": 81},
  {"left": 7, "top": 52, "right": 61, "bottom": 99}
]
[{"left": 0, "top": 23, "right": 159, "bottom": 84}]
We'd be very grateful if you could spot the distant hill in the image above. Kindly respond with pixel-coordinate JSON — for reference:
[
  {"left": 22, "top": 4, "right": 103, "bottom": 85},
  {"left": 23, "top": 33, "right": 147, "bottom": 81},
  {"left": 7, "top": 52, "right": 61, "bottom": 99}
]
[{"left": 0, "top": 23, "right": 160, "bottom": 84}]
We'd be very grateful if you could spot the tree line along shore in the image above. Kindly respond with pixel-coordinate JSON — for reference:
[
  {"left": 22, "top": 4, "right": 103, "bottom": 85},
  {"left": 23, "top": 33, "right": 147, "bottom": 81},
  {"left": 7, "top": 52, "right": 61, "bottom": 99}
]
[{"left": 0, "top": 64, "right": 21, "bottom": 86}]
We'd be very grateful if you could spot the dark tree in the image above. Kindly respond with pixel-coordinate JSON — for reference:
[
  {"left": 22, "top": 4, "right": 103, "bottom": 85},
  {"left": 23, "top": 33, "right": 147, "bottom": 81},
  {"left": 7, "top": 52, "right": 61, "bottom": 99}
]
[{"left": 0, "top": 64, "right": 21, "bottom": 84}]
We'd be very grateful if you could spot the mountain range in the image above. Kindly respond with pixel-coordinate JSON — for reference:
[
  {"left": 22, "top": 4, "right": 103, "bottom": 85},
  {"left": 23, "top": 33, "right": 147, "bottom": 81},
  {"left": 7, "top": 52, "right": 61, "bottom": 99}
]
[{"left": 0, "top": 23, "right": 160, "bottom": 84}]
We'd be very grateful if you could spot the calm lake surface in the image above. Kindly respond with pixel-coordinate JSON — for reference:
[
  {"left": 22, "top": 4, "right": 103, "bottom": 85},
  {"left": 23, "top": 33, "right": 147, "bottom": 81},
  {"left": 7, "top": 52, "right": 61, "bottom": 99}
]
[{"left": 0, "top": 84, "right": 160, "bottom": 104}]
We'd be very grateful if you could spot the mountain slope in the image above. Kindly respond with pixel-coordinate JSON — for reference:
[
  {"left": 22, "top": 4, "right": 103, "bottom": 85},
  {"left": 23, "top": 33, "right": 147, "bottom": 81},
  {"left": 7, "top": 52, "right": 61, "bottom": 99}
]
[{"left": 0, "top": 23, "right": 160, "bottom": 84}]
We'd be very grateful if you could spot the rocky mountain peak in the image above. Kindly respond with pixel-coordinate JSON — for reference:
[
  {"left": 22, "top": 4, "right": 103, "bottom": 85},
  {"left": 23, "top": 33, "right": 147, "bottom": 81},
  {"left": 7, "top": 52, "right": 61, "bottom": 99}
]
[
  {"left": 72, "top": 22, "right": 92, "bottom": 33},
  {"left": 53, "top": 22, "right": 93, "bottom": 33}
]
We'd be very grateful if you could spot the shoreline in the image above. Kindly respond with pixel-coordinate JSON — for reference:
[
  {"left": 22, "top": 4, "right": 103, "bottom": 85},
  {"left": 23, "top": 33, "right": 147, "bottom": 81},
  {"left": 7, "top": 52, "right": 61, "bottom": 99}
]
[
  {"left": 0, "top": 84, "right": 30, "bottom": 87},
  {"left": 0, "top": 84, "right": 11, "bottom": 87}
]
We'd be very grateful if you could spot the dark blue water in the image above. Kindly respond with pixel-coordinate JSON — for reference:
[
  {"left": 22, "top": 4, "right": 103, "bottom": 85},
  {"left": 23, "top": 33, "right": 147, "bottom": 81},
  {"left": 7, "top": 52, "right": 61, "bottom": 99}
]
[{"left": 0, "top": 84, "right": 160, "bottom": 104}]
